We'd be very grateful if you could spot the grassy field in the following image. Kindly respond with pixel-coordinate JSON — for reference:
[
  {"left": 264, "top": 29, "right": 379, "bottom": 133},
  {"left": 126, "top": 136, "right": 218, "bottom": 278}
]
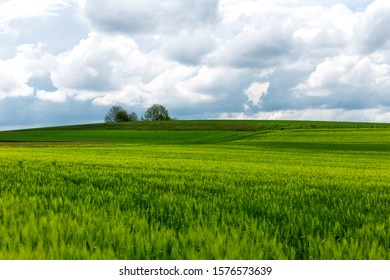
[{"left": 0, "top": 120, "right": 389, "bottom": 259}]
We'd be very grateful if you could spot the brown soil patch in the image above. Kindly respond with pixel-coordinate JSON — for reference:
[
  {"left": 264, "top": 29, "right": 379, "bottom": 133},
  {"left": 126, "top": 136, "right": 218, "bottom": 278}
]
[{"left": 0, "top": 142, "right": 112, "bottom": 146}]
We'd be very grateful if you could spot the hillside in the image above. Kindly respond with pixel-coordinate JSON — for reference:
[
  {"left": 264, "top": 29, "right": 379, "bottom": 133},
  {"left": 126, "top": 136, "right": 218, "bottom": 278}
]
[
  {"left": 1, "top": 120, "right": 390, "bottom": 145},
  {"left": 11, "top": 119, "right": 390, "bottom": 131}
]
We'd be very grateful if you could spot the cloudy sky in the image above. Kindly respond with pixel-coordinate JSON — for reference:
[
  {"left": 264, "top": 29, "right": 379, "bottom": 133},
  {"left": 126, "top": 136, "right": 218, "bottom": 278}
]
[{"left": 1, "top": 0, "right": 390, "bottom": 129}]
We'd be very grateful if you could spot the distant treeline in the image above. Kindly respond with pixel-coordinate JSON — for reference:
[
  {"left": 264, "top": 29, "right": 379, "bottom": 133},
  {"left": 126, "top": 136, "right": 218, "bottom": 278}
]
[{"left": 105, "top": 104, "right": 171, "bottom": 123}]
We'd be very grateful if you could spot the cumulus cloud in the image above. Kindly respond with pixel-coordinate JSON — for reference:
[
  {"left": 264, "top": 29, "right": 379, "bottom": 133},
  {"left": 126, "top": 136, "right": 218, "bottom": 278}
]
[
  {"left": 52, "top": 32, "right": 134, "bottom": 93},
  {"left": 2, "top": 0, "right": 390, "bottom": 128},
  {"left": 159, "top": 28, "right": 216, "bottom": 65},
  {"left": 244, "top": 82, "right": 270, "bottom": 108},
  {"left": 219, "top": 107, "right": 390, "bottom": 123},
  {"left": 354, "top": 0, "right": 390, "bottom": 53},
  {"left": 52, "top": 32, "right": 227, "bottom": 109},
  {"left": 294, "top": 55, "right": 390, "bottom": 99},
  {"left": 36, "top": 89, "right": 67, "bottom": 102},
  {"left": 0, "top": 43, "right": 55, "bottom": 100},
  {"left": 83, "top": 0, "right": 219, "bottom": 34},
  {"left": 211, "top": 24, "right": 295, "bottom": 68},
  {"left": 0, "top": 0, "right": 69, "bottom": 21}
]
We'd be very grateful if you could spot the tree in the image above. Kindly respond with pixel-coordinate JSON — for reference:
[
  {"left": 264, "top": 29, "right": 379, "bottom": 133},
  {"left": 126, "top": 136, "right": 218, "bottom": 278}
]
[
  {"left": 114, "top": 110, "right": 130, "bottom": 122},
  {"left": 143, "top": 104, "right": 171, "bottom": 121},
  {"left": 105, "top": 106, "right": 124, "bottom": 123},
  {"left": 104, "top": 106, "right": 138, "bottom": 123},
  {"left": 129, "top": 112, "right": 138, "bottom": 122}
]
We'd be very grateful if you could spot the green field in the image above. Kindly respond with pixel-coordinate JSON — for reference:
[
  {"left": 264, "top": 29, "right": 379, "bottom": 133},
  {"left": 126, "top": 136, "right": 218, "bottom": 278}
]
[{"left": 0, "top": 120, "right": 389, "bottom": 259}]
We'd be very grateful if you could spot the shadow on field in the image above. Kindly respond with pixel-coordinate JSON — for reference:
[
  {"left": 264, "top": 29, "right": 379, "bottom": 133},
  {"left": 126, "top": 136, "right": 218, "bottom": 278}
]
[{"left": 259, "top": 142, "right": 390, "bottom": 152}]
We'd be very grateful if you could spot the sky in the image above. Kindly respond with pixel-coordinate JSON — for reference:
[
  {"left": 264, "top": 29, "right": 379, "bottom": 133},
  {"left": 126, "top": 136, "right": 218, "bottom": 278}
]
[{"left": 1, "top": 0, "right": 390, "bottom": 129}]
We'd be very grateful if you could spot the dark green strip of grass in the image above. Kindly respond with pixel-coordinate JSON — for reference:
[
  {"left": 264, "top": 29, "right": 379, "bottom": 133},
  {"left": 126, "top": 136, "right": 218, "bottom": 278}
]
[
  {"left": 10, "top": 120, "right": 390, "bottom": 132},
  {"left": 0, "top": 130, "right": 252, "bottom": 144},
  {"left": 1, "top": 120, "right": 390, "bottom": 144}
]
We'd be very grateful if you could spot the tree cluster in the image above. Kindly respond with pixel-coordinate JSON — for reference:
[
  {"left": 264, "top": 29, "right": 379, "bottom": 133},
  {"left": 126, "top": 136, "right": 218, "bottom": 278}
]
[
  {"left": 104, "top": 104, "right": 171, "bottom": 123},
  {"left": 104, "top": 106, "right": 138, "bottom": 123}
]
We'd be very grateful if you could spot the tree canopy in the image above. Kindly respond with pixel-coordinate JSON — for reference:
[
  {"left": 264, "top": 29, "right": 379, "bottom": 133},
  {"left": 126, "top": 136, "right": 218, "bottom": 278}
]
[
  {"left": 143, "top": 104, "right": 171, "bottom": 121},
  {"left": 104, "top": 106, "right": 138, "bottom": 123},
  {"left": 104, "top": 104, "right": 171, "bottom": 123}
]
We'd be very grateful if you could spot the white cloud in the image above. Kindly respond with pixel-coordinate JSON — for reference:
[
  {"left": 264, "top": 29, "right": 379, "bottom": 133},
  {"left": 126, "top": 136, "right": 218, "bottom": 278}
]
[
  {"left": 293, "top": 55, "right": 390, "bottom": 99},
  {"left": 36, "top": 89, "right": 67, "bottom": 102},
  {"left": 159, "top": 28, "right": 216, "bottom": 65},
  {"left": 211, "top": 23, "right": 295, "bottom": 68},
  {"left": 354, "top": 0, "right": 390, "bottom": 53},
  {"left": 245, "top": 82, "right": 270, "bottom": 106},
  {"left": 52, "top": 32, "right": 161, "bottom": 95},
  {"left": 53, "top": 32, "right": 226, "bottom": 109},
  {"left": 0, "top": 0, "right": 69, "bottom": 21},
  {"left": 219, "top": 107, "right": 390, "bottom": 123},
  {"left": 0, "top": 68, "right": 33, "bottom": 100},
  {"left": 0, "top": 43, "right": 55, "bottom": 100},
  {"left": 3, "top": 0, "right": 390, "bottom": 128},
  {"left": 83, "top": 0, "right": 219, "bottom": 34}
]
